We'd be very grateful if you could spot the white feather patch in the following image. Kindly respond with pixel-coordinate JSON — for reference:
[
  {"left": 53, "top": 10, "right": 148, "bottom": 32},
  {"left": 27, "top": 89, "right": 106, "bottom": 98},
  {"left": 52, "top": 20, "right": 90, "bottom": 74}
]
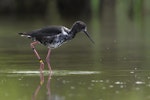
[{"left": 62, "top": 27, "right": 69, "bottom": 35}]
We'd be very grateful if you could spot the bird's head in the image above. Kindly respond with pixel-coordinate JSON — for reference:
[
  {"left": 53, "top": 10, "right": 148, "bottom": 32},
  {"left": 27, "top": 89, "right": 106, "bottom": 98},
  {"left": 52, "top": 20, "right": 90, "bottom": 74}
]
[
  {"left": 72, "top": 21, "right": 87, "bottom": 33},
  {"left": 71, "top": 21, "right": 95, "bottom": 44}
]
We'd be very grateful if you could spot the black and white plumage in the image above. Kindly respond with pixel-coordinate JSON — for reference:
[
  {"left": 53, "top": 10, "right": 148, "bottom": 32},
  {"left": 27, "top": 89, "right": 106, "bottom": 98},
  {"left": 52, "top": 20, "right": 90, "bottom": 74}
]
[
  {"left": 18, "top": 21, "right": 94, "bottom": 82},
  {"left": 19, "top": 21, "right": 94, "bottom": 49}
]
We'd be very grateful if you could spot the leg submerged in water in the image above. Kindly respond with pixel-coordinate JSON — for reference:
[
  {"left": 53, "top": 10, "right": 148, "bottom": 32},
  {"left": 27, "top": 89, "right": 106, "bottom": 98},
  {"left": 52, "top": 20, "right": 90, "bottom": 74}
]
[{"left": 30, "top": 41, "right": 44, "bottom": 84}]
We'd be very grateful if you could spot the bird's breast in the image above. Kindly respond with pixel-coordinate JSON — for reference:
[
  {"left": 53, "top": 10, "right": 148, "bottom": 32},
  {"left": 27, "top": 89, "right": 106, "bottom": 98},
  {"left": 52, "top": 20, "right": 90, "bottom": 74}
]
[{"left": 46, "top": 34, "right": 68, "bottom": 49}]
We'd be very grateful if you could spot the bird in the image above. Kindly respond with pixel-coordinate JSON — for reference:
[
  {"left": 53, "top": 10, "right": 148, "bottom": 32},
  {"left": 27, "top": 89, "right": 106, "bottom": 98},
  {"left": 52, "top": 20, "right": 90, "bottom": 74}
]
[{"left": 18, "top": 21, "right": 94, "bottom": 82}]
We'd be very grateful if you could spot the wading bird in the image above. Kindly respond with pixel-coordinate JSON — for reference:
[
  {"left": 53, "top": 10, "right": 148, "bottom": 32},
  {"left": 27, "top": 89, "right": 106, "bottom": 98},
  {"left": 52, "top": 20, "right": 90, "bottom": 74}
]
[{"left": 18, "top": 21, "right": 94, "bottom": 82}]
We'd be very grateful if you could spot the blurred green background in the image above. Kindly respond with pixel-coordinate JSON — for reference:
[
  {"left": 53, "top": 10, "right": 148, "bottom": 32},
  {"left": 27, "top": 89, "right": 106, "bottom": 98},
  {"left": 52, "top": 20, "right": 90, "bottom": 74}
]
[{"left": 0, "top": 0, "right": 150, "bottom": 100}]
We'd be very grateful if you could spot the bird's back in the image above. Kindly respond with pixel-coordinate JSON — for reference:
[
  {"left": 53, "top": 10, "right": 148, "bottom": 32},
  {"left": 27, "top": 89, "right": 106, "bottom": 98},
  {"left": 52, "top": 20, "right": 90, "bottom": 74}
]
[
  {"left": 20, "top": 26, "right": 64, "bottom": 42},
  {"left": 30, "top": 26, "right": 63, "bottom": 37}
]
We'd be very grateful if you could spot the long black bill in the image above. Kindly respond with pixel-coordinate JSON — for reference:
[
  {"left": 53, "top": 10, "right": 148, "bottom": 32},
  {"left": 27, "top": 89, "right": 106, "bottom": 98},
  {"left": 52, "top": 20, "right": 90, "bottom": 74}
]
[{"left": 84, "top": 31, "right": 95, "bottom": 44}]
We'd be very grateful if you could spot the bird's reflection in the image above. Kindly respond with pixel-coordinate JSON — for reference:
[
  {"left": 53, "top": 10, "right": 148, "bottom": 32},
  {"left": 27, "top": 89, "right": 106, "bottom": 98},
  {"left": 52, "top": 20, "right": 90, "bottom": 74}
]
[
  {"left": 32, "top": 73, "right": 52, "bottom": 100},
  {"left": 46, "top": 74, "right": 51, "bottom": 100}
]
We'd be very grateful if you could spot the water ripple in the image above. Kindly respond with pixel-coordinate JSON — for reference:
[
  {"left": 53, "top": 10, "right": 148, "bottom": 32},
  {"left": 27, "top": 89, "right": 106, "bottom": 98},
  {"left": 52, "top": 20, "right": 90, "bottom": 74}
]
[{"left": 0, "top": 70, "right": 101, "bottom": 77}]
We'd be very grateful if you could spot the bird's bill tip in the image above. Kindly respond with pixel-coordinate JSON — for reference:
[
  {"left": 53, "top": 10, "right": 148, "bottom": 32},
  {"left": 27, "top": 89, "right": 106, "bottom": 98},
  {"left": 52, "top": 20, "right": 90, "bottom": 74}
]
[{"left": 83, "top": 31, "right": 95, "bottom": 44}]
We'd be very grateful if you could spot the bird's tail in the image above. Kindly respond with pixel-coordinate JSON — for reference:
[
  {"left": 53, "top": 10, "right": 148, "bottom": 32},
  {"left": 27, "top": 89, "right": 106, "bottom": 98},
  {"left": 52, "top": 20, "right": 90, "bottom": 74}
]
[{"left": 18, "top": 32, "right": 31, "bottom": 38}]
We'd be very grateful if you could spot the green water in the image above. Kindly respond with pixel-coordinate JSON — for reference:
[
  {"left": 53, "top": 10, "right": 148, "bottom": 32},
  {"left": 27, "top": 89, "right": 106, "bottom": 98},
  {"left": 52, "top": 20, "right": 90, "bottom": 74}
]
[{"left": 0, "top": 1, "right": 150, "bottom": 100}]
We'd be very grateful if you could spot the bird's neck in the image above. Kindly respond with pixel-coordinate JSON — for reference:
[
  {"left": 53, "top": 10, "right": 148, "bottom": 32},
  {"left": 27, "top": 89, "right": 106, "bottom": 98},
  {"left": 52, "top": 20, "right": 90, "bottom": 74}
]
[
  {"left": 67, "top": 31, "right": 75, "bottom": 39},
  {"left": 65, "top": 29, "right": 76, "bottom": 41},
  {"left": 68, "top": 27, "right": 77, "bottom": 37},
  {"left": 70, "top": 27, "right": 77, "bottom": 34},
  {"left": 70, "top": 24, "right": 80, "bottom": 34}
]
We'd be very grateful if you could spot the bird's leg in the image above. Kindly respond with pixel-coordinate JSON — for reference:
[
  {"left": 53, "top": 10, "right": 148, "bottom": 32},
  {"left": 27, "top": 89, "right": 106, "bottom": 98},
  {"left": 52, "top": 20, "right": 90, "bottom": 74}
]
[
  {"left": 46, "top": 48, "right": 52, "bottom": 75},
  {"left": 46, "top": 74, "right": 52, "bottom": 99},
  {"left": 30, "top": 41, "right": 44, "bottom": 85}
]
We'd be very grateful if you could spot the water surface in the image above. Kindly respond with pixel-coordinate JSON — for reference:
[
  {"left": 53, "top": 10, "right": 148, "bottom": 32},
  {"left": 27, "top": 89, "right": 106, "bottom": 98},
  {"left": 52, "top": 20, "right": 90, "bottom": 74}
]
[{"left": 0, "top": 1, "right": 150, "bottom": 100}]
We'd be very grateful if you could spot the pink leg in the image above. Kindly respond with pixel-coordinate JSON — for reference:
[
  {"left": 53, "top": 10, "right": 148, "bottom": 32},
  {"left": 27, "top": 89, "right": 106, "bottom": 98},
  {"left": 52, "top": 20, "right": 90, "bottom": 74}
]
[
  {"left": 46, "top": 48, "right": 52, "bottom": 75},
  {"left": 46, "top": 74, "right": 52, "bottom": 97},
  {"left": 30, "top": 41, "right": 44, "bottom": 84},
  {"left": 32, "top": 84, "right": 42, "bottom": 100}
]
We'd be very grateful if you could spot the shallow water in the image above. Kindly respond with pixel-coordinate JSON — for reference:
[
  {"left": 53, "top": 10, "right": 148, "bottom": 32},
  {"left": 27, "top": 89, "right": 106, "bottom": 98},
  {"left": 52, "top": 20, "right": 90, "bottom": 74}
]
[
  {"left": 0, "top": 1, "right": 150, "bottom": 100},
  {"left": 1, "top": 35, "right": 150, "bottom": 100},
  {"left": 0, "top": 69, "right": 150, "bottom": 100}
]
